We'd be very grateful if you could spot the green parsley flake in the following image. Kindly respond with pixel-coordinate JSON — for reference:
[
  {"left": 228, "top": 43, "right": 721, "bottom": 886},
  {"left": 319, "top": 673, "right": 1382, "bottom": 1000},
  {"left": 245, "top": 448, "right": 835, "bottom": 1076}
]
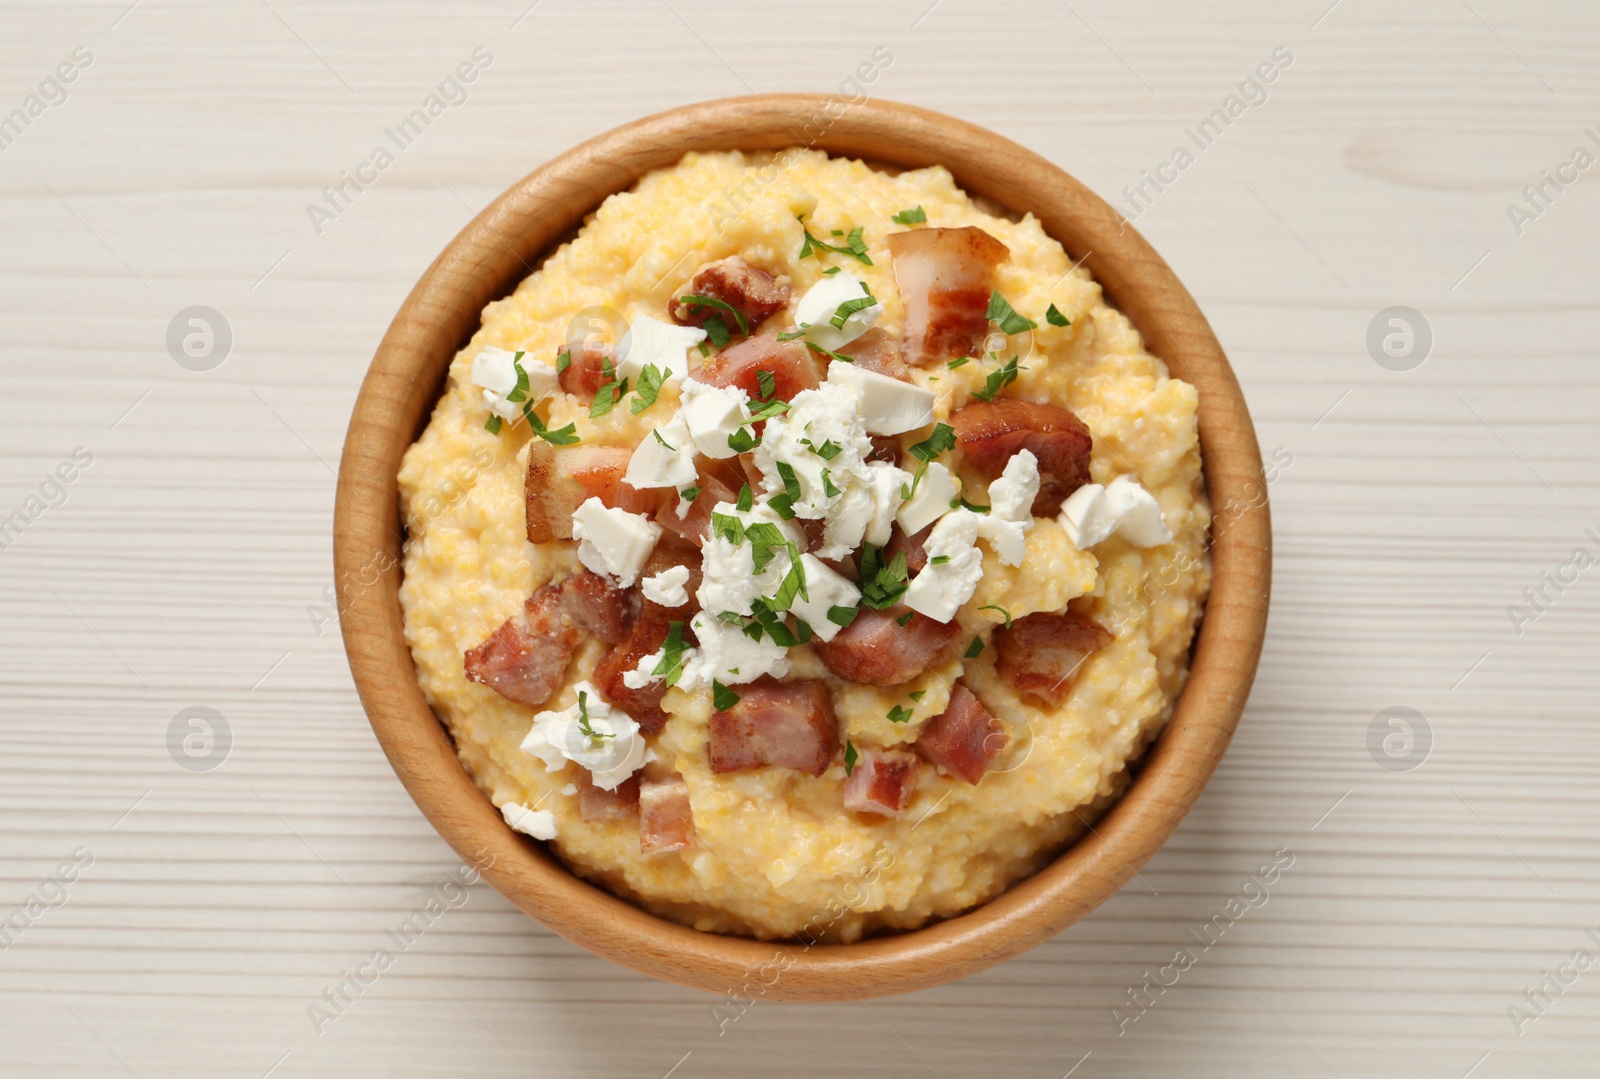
[
  {"left": 736, "top": 485, "right": 754, "bottom": 512},
  {"left": 678, "top": 294, "right": 750, "bottom": 336},
  {"left": 886, "top": 704, "right": 914, "bottom": 723},
  {"left": 1046, "top": 303, "right": 1071, "bottom": 327},
  {"left": 908, "top": 422, "right": 956, "bottom": 463},
  {"left": 929, "top": 554, "right": 951, "bottom": 565},
  {"left": 712, "top": 680, "right": 741, "bottom": 712},
  {"left": 964, "top": 635, "right": 984, "bottom": 659},
  {"left": 985, "top": 291, "right": 1037, "bottom": 335},
  {"left": 858, "top": 545, "right": 910, "bottom": 610},
  {"left": 631, "top": 363, "right": 666, "bottom": 414},
  {"left": 843, "top": 740, "right": 859, "bottom": 776},
  {"left": 703, "top": 316, "right": 731, "bottom": 349},
  {"left": 756, "top": 368, "right": 777, "bottom": 400},
  {"left": 679, "top": 484, "right": 702, "bottom": 503},
  {"left": 803, "top": 341, "right": 854, "bottom": 364},
  {"left": 829, "top": 295, "right": 878, "bottom": 330},
  {"left": 651, "top": 622, "right": 688, "bottom": 686},
  {"left": 776, "top": 461, "right": 802, "bottom": 502},
  {"left": 484, "top": 415, "right": 503, "bottom": 435},
  {"left": 979, "top": 604, "right": 1013, "bottom": 628},
  {"left": 555, "top": 350, "right": 572, "bottom": 374},
  {"left": 909, "top": 689, "right": 926, "bottom": 702},
  {"left": 826, "top": 604, "right": 860, "bottom": 627},
  {"left": 821, "top": 469, "right": 840, "bottom": 498},
  {"left": 796, "top": 214, "right": 872, "bottom": 266},
  {"left": 776, "top": 327, "right": 808, "bottom": 341},
  {"left": 973, "top": 355, "right": 1023, "bottom": 402},
  {"left": 891, "top": 205, "right": 927, "bottom": 225}
]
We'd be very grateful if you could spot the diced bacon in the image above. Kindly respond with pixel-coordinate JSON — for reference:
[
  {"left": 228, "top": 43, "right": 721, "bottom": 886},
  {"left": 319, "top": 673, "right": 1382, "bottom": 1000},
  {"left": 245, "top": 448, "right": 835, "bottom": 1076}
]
[
  {"left": 655, "top": 463, "right": 739, "bottom": 548},
  {"left": 815, "top": 605, "right": 962, "bottom": 685},
  {"left": 557, "top": 570, "right": 636, "bottom": 644},
  {"left": 708, "top": 677, "right": 838, "bottom": 777},
  {"left": 887, "top": 226, "right": 1010, "bottom": 366},
  {"left": 694, "top": 334, "right": 821, "bottom": 402},
  {"left": 995, "top": 612, "right": 1114, "bottom": 706},
  {"left": 592, "top": 607, "right": 676, "bottom": 734},
  {"left": 578, "top": 772, "right": 640, "bottom": 823},
  {"left": 463, "top": 582, "right": 580, "bottom": 708},
  {"left": 950, "top": 399, "right": 1094, "bottom": 515},
  {"left": 639, "top": 774, "right": 695, "bottom": 854},
  {"left": 670, "top": 257, "right": 790, "bottom": 332},
  {"left": 915, "top": 684, "right": 1007, "bottom": 785},
  {"left": 638, "top": 539, "right": 703, "bottom": 618},
  {"left": 843, "top": 749, "right": 918, "bottom": 817},
  {"left": 884, "top": 523, "right": 931, "bottom": 574},
  {"left": 526, "top": 443, "right": 661, "bottom": 543},
  {"left": 556, "top": 339, "right": 618, "bottom": 397},
  {"left": 866, "top": 434, "right": 902, "bottom": 465},
  {"left": 841, "top": 327, "right": 912, "bottom": 382}
]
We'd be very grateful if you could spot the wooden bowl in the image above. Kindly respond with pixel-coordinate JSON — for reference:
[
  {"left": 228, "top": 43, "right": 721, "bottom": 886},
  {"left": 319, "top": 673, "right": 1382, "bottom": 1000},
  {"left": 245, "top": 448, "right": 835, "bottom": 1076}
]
[{"left": 334, "top": 94, "right": 1271, "bottom": 1001}]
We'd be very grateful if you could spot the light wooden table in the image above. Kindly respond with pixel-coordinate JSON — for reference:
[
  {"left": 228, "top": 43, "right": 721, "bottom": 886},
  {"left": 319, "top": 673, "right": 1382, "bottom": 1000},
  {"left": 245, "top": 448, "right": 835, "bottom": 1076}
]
[{"left": 2, "top": 1, "right": 1596, "bottom": 1075}]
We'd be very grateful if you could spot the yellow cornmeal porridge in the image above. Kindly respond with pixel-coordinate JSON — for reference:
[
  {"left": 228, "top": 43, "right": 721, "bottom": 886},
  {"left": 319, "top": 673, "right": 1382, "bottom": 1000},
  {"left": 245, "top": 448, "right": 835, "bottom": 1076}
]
[{"left": 397, "top": 149, "right": 1210, "bottom": 941}]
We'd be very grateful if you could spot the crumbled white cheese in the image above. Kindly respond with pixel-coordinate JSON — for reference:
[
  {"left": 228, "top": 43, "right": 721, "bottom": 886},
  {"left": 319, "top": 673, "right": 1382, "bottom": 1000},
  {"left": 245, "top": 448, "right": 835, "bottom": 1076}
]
[
  {"left": 902, "top": 509, "right": 985, "bottom": 622},
  {"left": 624, "top": 412, "right": 697, "bottom": 489},
  {"left": 826, "top": 361, "right": 935, "bottom": 436},
  {"left": 678, "top": 610, "right": 791, "bottom": 689},
  {"left": 471, "top": 346, "right": 558, "bottom": 422},
  {"left": 519, "top": 681, "right": 647, "bottom": 790},
  {"left": 786, "top": 554, "right": 861, "bottom": 642},
  {"left": 793, "top": 274, "right": 881, "bottom": 353},
  {"left": 819, "top": 481, "right": 874, "bottom": 558},
  {"left": 1059, "top": 475, "right": 1172, "bottom": 549},
  {"left": 571, "top": 498, "right": 661, "bottom": 586},
  {"left": 975, "top": 450, "right": 1040, "bottom": 566},
  {"left": 616, "top": 313, "right": 705, "bottom": 385},
  {"left": 896, "top": 461, "right": 959, "bottom": 536},
  {"left": 641, "top": 564, "right": 691, "bottom": 607},
  {"left": 752, "top": 381, "right": 873, "bottom": 518},
  {"left": 695, "top": 501, "right": 805, "bottom": 618},
  {"left": 861, "top": 460, "right": 913, "bottom": 548},
  {"left": 679, "top": 379, "right": 751, "bottom": 459},
  {"left": 501, "top": 801, "right": 558, "bottom": 840}
]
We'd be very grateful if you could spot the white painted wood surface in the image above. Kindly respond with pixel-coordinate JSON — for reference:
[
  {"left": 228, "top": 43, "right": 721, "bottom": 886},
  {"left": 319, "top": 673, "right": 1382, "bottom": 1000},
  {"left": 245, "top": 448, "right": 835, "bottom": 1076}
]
[{"left": 2, "top": 0, "right": 1596, "bottom": 1074}]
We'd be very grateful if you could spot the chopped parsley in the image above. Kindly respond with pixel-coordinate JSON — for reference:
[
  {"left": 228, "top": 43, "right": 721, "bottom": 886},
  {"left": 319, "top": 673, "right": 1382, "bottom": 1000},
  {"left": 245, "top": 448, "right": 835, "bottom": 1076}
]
[
  {"left": 929, "top": 555, "right": 951, "bottom": 565},
  {"left": 950, "top": 494, "right": 990, "bottom": 513},
  {"left": 744, "top": 521, "right": 789, "bottom": 573},
  {"left": 857, "top": 545, "right": 910, "bottom": 610},
  {"left": 776, "top": 327, "right": 808, "bottom": 342},
  {"left": 891, "top": 205, "right": 927, "bottom": 225},
  {"left": 575, "top": 690, "right": 614, "bottom": 742},
  {"left": 803, "top": 341, "right": 854, "bottom": 364},
  {"left": 770, "top": 547, "right": 810, "bottom": 611},
  {"left": 756, "top": 368, "right": 777, "bottom": 400},
  {"left": 964, "top": 635, "right": 985, "bottom": 659},
  {"left": 843, "top": 740, "right": 859, "bottom": 776},
  {"left": 678, "top": 294, "right": 749, "bottom": 336},
  {"left": 745, "top": 398, "right": 791, "bottom": 423},
  {"left": 736, "top": 485, "right": 754, "bottom": 512},
  {"left": 805, "top": 438, "right": 843, "bottom": 460},
  {"left": 703, "top": 316, "right": 731, "bottom": 349},
  {"left": 651, "top": 621, "right": 688, "bottom": 686},
  {"left": 527, "top": 410, "right": 580, "bottom": 446},
  {"left": 826, "top": 604, "right": 860, "bottom": 627},
  {"left": 589, "top": 378, "right": 627, "bottom": 418},
  {"left": 909, "top": 689, "right": 926, "bottom": 702},
  {"left": 484, "top": 415, "right": 503, "bottom": 435},
  {"left": 631, "top": 363, "right": 666, "bottom": 414},
  {"left": 972, "top": 355, "right": 1023, "bottom": 402},
  {"left": 895, "top": 610, "right": 914, "bottom": 627},
  {"left": 979, "top": 604, "right": 1013, "bottom": 628},
  {"left": 985, "top": 291, "right": 1037, "bottom": 335},
  {"left": 886, "top": 704, "right": 914, "bottom": 723},
  {"left": 652, "top": 428, "right": 676, "bottom": 451},
  {"left": 829, "top": 295, "right": 878, "bottom": 329},
  {"left": 711, "top": 512, "right": 745, "bottom": 545},
  {"left": 908, "top": 422, "right": 956, "bottom": 463},
  {"left": 821, "top": 469, "right": 840, "bottom": 497},
  {"left": 555, "top": 350, "right": 572, "bottom": 374},
  {"left": 712, "top": 680, "right": 741, "bottom": 712},
  {"left": 679, "top": 484, "right": 702, "bottom": 503},
  {"left": 727, "top": 427, "right": 759, "bottom": 453},
  {"left": 796, "top": 214, "right": 872, "bottom": 265},
  {"left": 823, "top": 266, "right": 842, "bottom": 276},
  {"left": 1046, "top": 303, "right": 1071, "bottom": 327},
  {"left": 775, "top": 461, "right": 802, "bottom": 502},
  {"left": 947, "top": 357, "right": 970, "bottom": 370}
]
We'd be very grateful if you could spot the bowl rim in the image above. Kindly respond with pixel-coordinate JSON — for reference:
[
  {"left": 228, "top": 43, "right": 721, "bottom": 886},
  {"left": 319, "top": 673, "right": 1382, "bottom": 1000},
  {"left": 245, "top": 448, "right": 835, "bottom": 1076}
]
[{"left": 334, "top": 92, "right": 1271, "bottom": 1002}]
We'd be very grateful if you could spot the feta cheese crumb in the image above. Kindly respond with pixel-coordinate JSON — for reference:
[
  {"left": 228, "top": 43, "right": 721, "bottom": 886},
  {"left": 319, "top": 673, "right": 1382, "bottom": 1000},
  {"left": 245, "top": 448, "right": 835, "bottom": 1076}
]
[
  {"left": 696, "top": 501, "right": 804, "bottom": 617},
  {"left": 679, "top": 379, "right": 751, "bottom": 459},
  {"left": 616, "top": 313, "right": 705, "bottom": 384},
  {"left": 902, "top": 509, "right": 984, "bottom": 622},
  {"left": 624, "top": 412, "right": 697, "bottom": 489},
  {"left": 471, "top": 346, "right": 557, "bottom": 422},
  {"left": 826, "top": 361, "right": 936, "bottom": 436},
  {"left": 861, "top": 460, "right": 913, "bottom": 548},
  {"left": 976, "top": 450, "right": 1040, "bottom": 566},
  {"left": 677, "top": 611, "right": 790, "bottom": 689},
  {"left": 896, "top": 461, "right": 959, "bottom": 536},
  {"left": 752, "top": 381, "right": 873, "bottom": 518},
  {"left": 641, "top": 564, "right": 691, "bottom": 608},
  {"left": 794, "top": 274, "right": 881, "bottom": 353},
  {"left": 1059, "top": 475, "right": 1172, "bottom": 549},
  {"left": 571, "top": 498, "right": 661, "bottom": 586},
  {"left": 519, "top": 681, "right": 647, "bottom": 790},
  {"left": 786, "top": 554, "right": 861, "bottom": 642},
  {"left": 501, "top": 801, "right": 558, "bottom": 840}
]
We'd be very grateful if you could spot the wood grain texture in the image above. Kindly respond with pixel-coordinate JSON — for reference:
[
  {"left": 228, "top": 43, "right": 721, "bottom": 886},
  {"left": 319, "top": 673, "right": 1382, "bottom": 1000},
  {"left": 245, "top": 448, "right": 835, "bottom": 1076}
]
[
  {"left": 335, "top": 93, "right": 1269, "bottom": 1000},
  {"left": 2, "top": 0, "right": 1597, "bottom": 1073}
]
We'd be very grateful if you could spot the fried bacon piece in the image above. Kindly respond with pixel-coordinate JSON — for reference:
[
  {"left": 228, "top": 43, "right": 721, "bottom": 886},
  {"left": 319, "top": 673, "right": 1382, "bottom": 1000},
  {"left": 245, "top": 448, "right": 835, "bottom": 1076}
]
[
  {"left": 592, "top": 606, "right": 677, "bottom": 735},
  {"left": 654, "top": 460, "right": 740, "bottom": 549},
  {"left": 694, "top": 334, "right": 821, "bottom": 402},
  {"left": 841, "top": 327, "right": 912, "bottom": 382},
  {"left": 949, "top": 399, "right": 1093, "bottom": 516},
  {"left": 463, "top": 572, "right": 634, "bottom": 708},
  {"left": 708, "top": 677, "right": 838, "bottom": 777},
  {"left": 843, "top": 749, "right": 918, "bottom": 817},
  {"left": 883, "top": 523, "right": 931, "bottom": 574},
  {"left": 578, "top": 773, "right": 640, "bottom": 823},
  {"left": 525, "top": 442, "right": 661, "bottom": 543},
  {"left": 639, "top": 774, "right": 695, "bottom": 854},
  {"left": 995, "top": 612, "right": 1114, "bottom": 707},
  {"left": 556, "top": 338, "right": 618, "bottom": 397},
  {"left": 670, "top": 257, "right": 789, "bottom": 332},
  {"left": 814, "top": 606, "right": 962, "bottom": 686},
  {"left": 915, "top": 684, "right": 1007, "bottom": 785},
  {"left": 887, "top": 226, "right": 1010, "bottom": 365}
]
